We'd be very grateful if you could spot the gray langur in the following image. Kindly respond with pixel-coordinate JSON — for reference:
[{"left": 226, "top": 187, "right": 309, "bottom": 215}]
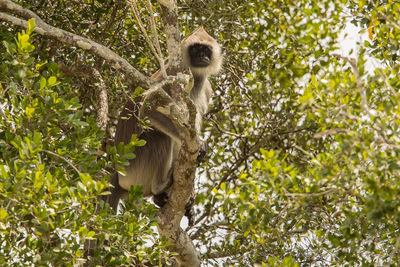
[{"left": 107, "top": 27, "right": 223, "bottom": 214}]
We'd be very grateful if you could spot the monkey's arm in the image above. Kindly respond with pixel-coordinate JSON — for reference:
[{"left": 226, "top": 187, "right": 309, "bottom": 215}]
[
  {"left": 142, "top": 109, "right": 181, "bottom": 143},
  {"left": 139, "top": 76, "right": 193, "bottom": 144}
]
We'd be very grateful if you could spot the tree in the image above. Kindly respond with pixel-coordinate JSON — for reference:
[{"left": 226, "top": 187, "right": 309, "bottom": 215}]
[{"left": 1, "top": 0, "right": 400, "bottom": 266}]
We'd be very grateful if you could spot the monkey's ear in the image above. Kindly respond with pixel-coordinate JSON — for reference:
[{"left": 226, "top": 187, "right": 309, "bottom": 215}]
[{"left": 220, "top": 46, "right": 226, "bottom": 53}]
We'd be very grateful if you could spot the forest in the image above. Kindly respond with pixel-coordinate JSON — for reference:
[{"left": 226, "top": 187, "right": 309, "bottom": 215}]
[{"left": 1, "top": 0, "right": 400, "bottom": 266}]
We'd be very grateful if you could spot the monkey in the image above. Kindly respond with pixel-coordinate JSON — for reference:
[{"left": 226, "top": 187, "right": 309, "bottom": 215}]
[{"left": 107, "top": 27, "right": 223, "bottom": 216}]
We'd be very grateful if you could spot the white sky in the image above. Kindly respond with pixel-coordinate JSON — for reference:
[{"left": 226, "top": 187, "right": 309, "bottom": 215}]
[{"left": 338, "top": 21, "right": 381, "bottom": 72}]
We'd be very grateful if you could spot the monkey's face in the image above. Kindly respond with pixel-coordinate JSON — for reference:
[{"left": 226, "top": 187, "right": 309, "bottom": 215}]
[{"left": 188, "top": 43, "right": 212, "bottom": 68}]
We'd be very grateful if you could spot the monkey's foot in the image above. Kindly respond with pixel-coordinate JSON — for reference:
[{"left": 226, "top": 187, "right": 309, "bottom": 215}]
[
  {"left": 197, "top": 141, "right": 208, "bottom": 164},
  {"left": 153, "top": 192, "right": 168, "bottom": 208}
]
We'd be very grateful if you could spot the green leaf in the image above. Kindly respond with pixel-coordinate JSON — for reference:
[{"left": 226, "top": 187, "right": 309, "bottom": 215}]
[
  {"left": 40, "top": 77, "right": 46, "bottom": 89},
  {"left": 87, "top": 231, "right": 96, "bottom": 238},
  {"left": 48, "top": 76, "right": 57, "bottom": 86},
  {"left": 220, "top": 182, "right": 226, "bottom": 191},
  {"left": 27, "top": 18, "right": 37, "bottom": 35},
  {"left": 0, "top": 208, "right": 8, "bottom": 221},
  {"left": 2, "top": 41, "right": 16, "bottom": 55},
  {"left": 25, "top": 106, "right": 35, "bottom": 118}
]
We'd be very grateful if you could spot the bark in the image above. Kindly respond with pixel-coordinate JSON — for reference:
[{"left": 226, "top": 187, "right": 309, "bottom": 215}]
[
  {"left": 144, "top": 1, "right": 202, "bottom": 263},
  {"left": 159, "top": 0, "right": 181, "bottom": 74},
  {"left": 144, "top": 74, "right": 201, "bottom": 267},
  {"left": 92, "top": 67, "right": 109, "bottom": 132}
]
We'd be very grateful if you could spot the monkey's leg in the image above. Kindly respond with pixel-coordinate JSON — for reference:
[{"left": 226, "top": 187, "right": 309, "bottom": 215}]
[
  {"left": 153, "top": 192, "right": 169, "bottom": 207},
  {"left": 152, "top": 167, "right": 173, "bottom": 207}
]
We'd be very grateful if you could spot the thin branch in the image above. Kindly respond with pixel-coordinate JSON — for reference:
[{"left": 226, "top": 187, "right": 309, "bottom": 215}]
[
  {"left": 285, "top": 188, "right": 337, "bottom": 198},
  {"left": 0, "top": 105, "right": 6, "bottom": 121},
  {"left": 218, "top": 136, "right": 265, "bottom": 185},
  {"left": 333, "top": 53, "right": 392, "bottom": 143},
  {"left": 42, "top": 149, "right": 81, "bottom": 175},
  {"left": 332, "top": 54, "right": 370, "bottom": 114},
  {"left": 209, "top": 118, "right": 246, "bottom": 138},
  {"left": 313, "top": 128, "right": 350, "bottom": 138},
  {"left": 51, "top": 58, "right": 109, "bottom": 131},
  {"left": 147, "top": 0, "right": 167, "bottom": 78},
  {"left": 0, "top": 0, "right": 150, "bottom": 89},
  {"left": 128, "top": 0, "right": 167, "bottom": 78},
  {"left": 389, "top": 234, "right": 400, "bottom": 263},
  {"left": 293, "top": 144, "right": 313, "bottom": 157},
  {"left": 378, "top": 11, "right": 400, "bottom": 31}
]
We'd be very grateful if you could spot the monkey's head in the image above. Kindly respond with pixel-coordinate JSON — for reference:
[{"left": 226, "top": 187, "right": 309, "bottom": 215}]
[{"left": 182, "top": 27, "right": 223, "bottom": 78}]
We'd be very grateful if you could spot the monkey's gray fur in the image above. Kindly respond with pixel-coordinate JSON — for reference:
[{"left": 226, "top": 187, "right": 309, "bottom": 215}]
[{"left": 108, "top": 27, "right": 223, "bottom": 214}]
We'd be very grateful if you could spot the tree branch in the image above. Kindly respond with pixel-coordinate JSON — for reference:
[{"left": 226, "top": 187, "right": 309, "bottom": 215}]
[
  {"left": 285, "top": 188, "right": 337, "bottom": 198},
  {"left": 209, "top": 118, "right": 247, "bottom": 138},
  {"left": 158, "top": 0, "right": 181, "bottom": 73},
  {"left": 0, "top": 0, "right": 150, "bottom": 89},
  {"left": 144, "top": 72, "right": 201, "bottom": 266},
  {"left": 42, "top": 149, "right": 81, "bottom": 175},
  {"left": 147, "top": 0, "right": 167, "bottom": 78},
  {"left": 92, "top": 67, "right": 109, "bottom": 131},
  {"left": 333, "top": 53, "right": 391, "bottom": 143},
  {"left": 378, "top": 11, "right": 400, "bottom": 31},
  {"left": 313, "top": 128, "right": 350, "bottom": 138}
]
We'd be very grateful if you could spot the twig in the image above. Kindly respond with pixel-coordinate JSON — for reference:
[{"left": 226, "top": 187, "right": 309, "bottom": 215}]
[
  {"left": 332, "top": 54, "right": 370, "bottom": 115},
  {"left": 378, "top": 11, "right": 400, "bottom": 31},
  {"left": 285, "top": 188, "right": 337, "bottom": 198},
  {"left": 313, "top": 128, "right": 350, "bottom": 138},
  {"left": 209, "top": 118, "right": 246, "bottom": 138},
  {"left": 0, "top": 104, "right": 6, "bottom": 121},
  {"left": 147, "top": 0, "right": 167, "bottom": 78},
  {"left": 333, "top": 54, "right": 391, "bottom": 143},
  {"left": 293, "top": 144, "right": 312, "bottom": 157},
  {"left": 128, "top": 0, "right": 167, "bottom": 78},
  {"left": 389, "top": 235, "right": 400, "bottom": 264},
  {"left": 42, "top": 149, "right": 81, "bottom": 175}
]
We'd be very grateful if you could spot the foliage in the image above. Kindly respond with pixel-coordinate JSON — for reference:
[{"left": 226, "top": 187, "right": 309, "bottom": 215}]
[
  {"left": 0, "top": 19, "right": 167, "bottom": 266},
  {"left": 1, "top": 0, "right": 400, "bottom": 266},
  {"left": 189, "top": 0, "right": 400, "bottom": 266}
]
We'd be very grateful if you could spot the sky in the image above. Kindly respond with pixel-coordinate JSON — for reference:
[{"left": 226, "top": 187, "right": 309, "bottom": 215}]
[{"left": 338, "top": 20, "right": 381, "bottom": 73}]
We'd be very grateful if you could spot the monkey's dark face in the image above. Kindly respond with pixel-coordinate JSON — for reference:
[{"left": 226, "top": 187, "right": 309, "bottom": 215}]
[{"left": 188, "top": 43, "right": 212, "bottom": 68}]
